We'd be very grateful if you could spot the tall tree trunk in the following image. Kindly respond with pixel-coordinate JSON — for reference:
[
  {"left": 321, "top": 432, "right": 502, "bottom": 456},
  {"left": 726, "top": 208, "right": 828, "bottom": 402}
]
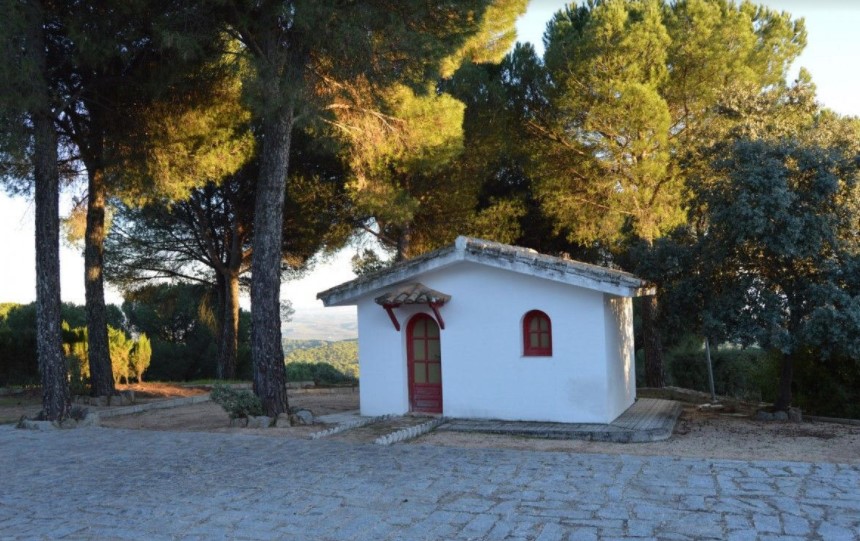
[
  {"left": 642, "top": 294, "right": 665, "bottom": 388},
  {"left": 641, "top": 238, "right": 665, "bottom": 388},
  {"left": 84, "top": 166, "right": 115, "bottom": 397},
  {"left": 29, "top": 4, "right": 71, "bottom": 421},
  {"left": 395, "top": 225, "right": 412, "bottom": 262},
  {"left": 217, "top": 271, "right": 240, "bottom": 380},
  {"left": 773, "top": 352, "right": 793, "bottom": 411},
  {"left": 34, "top": 114, "right": 70, "bottom": 420},
  {"left": 250, "top": 109, "right": 293, "bottom": 417},
  {"left": 213, "top": 272, "right": 226, "bottom": 378}
]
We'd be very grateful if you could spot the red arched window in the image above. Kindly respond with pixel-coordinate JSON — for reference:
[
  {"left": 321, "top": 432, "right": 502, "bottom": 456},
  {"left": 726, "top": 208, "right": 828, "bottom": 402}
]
[{"left": 523, "top": 310, "right": 552, "bottom": 356}]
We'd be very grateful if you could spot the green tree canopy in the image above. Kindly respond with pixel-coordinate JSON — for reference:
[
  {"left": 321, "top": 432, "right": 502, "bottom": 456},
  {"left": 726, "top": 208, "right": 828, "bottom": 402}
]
[
  {"left": 529, "top": 0, "right": 806, "bottom": 246},
  {"left": 200, "top": 0, "right": 526, "bottom": 415},
  {"left": 670, "top": 136, "right": 859, "bottom": 411}
]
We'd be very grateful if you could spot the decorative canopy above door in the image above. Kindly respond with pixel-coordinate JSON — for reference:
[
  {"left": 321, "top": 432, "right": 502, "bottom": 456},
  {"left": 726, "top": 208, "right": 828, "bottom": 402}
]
[{"left": 374, "top": 283, "right": 451, "bottom": 331}]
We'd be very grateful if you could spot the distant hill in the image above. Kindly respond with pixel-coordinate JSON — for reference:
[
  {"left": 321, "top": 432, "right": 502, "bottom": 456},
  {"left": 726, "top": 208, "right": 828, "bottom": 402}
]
[
  {"left": 283, "top": 338, "right": 359, "bottom": 381},
  {"left": 282, "top": 306, "right": 357, "bottom": 341}
]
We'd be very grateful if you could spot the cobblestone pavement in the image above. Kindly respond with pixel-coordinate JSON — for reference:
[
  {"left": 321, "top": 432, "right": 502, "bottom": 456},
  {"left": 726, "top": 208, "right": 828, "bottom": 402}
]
[{"left": 1, "top": 426, "right": 858, "bottom": 541}]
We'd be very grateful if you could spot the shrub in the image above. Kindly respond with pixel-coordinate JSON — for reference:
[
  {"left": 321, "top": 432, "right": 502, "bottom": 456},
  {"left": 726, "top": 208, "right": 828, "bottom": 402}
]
[
  {"left": 0, "top": 328, "right": 38, "bottom": 386},
  {"left": 663, "top": 336, "right": 772, "bottom": 401},
  {"left": 108, "top": 326, "right": 134, "bottom": 385},
  {"left": 129, "top": 334, "right": 152, "bottom": 383},
  {"left": 210, "top": 384, "right": 263, "bottom": 419}
]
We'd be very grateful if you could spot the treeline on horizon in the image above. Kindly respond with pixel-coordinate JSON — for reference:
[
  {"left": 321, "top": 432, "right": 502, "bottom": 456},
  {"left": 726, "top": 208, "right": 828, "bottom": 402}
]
[
  {"left": 0, "top": 291, "right": 360, "bottom": 389},
  {"left": 2, "top": 0, "right": 858, "bottom": 419}
]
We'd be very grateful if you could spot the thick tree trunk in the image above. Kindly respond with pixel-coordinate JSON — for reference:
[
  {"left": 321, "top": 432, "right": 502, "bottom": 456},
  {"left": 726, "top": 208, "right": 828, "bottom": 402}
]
[
  {"left": 773, "top": 352, "right": 793, "bottom": 412},
  {"left": 642, "top": 294, "right": 665, "bottom": 388},
  {"left": 395, "top": 225, "right": 412, "bottom": 262},
  {"left": 217, "top": 271, "right": 240, "bottom": 380},
  {"left": 250, "top": 109, "right": 293, "bottom": 417},
  {"left": 32, "top": 105, "right": 71, "bottom": 421},
  {"left": 84, "top": 167, "right": 115, "bottom": 397}
]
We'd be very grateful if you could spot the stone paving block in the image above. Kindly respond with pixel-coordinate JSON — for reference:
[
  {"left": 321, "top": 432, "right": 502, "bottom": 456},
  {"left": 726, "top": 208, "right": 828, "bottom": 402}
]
[
  {"left": 455, "top": 512, "right": 499, "bottom": 539},
  {"left": 37, "top": 522, "right": 87, "bottom": 539},
  {"left": 0, "top": 426, "right": 858, "bottom": 541},
  {"left": 626, "top": 519, "right": 660, "bottom": 537},
  {"left": 726, "top": 531, "right": 758, "bottom": 541},
  {"left": 724, "top": 513, "right": 753, "bottom": 531},
  {"left": 816, "top": 521, "right": 859, "bottom": 540},
  {"left": 533, "top": 521, "right": 567, "bottom": 541},
  {"left": 561, "top": 526, "right": 598, "bottom": 541},
  {"left": 780, "top": 513, "right": 810, "bottom": 536},
  {"left": 595, "top": 504, "right": 630, "bottom": 520},
  {"left": 662, "top": 513, "right": 724, "bottom": 539},
  {"left": 752, "top": 513, "right": 782, "bottom": 533},
  {"left": 443, "top": 495, "right": 496, "bottom": 513}
]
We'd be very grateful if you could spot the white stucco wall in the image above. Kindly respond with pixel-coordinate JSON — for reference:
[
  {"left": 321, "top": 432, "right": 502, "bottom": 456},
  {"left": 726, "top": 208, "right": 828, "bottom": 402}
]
[
  {"left": 603, "top": 295, "right": 636, "bottom": 420},
  {"left": 356, "top": 300, "right": 410, "bottom": 416},
  {"left": 355, "top": 262, "right": 635, "bottom": 423}
]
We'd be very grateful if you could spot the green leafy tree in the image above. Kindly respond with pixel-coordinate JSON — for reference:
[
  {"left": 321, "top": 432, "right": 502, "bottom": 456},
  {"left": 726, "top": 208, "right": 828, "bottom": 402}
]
[
  {"left": 11, "top": 0, "right": 247, "bottom": 399},
  {"left": 129, "top": 334, "right": 152, "bottom": 383},
  {"left": 205, "top": 0, "right": 523, "bottom": 416},
  {"left": 338, "top": 1, "right": 528, "bottom": 260},
  {"left": 106, "top": 131, "right": 351, "bottom": 380},
  {"left": 121, "top": 283, "right": 245, "bottom": 381},
  {"left": 691, "top": 138, "right": 859, "bottom": 412},
  {"left": 443, "top": 43, "right": 574, "bottom": 253},
  {"left": 343, "top": 85, "right": 469, "bottom": 259},
  {"left": 502, "top": 0, "right": 806, "bottom": 387}
]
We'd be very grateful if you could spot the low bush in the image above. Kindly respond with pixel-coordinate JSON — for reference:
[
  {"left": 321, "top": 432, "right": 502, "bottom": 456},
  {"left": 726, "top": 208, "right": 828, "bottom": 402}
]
[
  {"left": 210, "top": 384, "right": 263, "bottom": 419},
  {"left": 663, "top": 336, "right": 772, "bottom": 401}
]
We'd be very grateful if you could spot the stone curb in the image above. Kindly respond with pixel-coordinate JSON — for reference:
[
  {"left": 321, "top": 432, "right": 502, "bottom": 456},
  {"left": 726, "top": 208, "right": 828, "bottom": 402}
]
[
  {"left": 196, "top": 383, "right": 357, "bottom": 395},
  {"left": 805, "top": 415, "right": 860, "bottom": 427},
  {"left": 17, "top": 413, "right": 100, "bottom": 431},
  {"left": 438, "top": 401, "right": 683, "bottom": 444},
  {"left": 375, "top": 417, "right": 445, "bottom": 446},
  {"left": 308, "top": 415, "right": 390, "bottom": 440},
  {"left": 95, "top": 394, "right": 211, "bottom": 419}
]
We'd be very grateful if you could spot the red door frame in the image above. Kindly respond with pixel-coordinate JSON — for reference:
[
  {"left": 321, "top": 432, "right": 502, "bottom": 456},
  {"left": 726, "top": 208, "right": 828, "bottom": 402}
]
[{"left": 406, "top": 313, "right": 442, "bottom": 413}]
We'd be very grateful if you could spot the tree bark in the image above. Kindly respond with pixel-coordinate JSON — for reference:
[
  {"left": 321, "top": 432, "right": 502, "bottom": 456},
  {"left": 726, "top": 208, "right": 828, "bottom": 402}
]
[
  {"left": 250, "top": 109, "right": 293, "bottom": 417},
  {"left": 29, "top": 5, "right": 71, "bottom": 421},
  {"left": 642, "top": 294, "right": 665, "bottom": 388},
  {"left": 395, "top": 225, "right": 412, "bottom": 262},
  {"left": 84, "top": 165, "right": 115, "bottom": 397},
  {"left": 773, "top": 352, "right": 793, "bottom": 411},
  {"left": 217, "top": 271, "right": 240, "bottom": 380}
]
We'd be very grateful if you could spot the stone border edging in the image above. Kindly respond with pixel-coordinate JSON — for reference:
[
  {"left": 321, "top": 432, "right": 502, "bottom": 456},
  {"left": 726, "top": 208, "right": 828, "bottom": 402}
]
[
  {"left": 95, "top": 394, "right": 211, "bottom": 419},
  {"left": 805, "top": 415, "right": 860, "bottom": 427},
  {"left": 308, "top": 414, "right": 390, "bottom": 440},
  {"left": 375, "top": 417, "right": 445, "bottom": 446}
]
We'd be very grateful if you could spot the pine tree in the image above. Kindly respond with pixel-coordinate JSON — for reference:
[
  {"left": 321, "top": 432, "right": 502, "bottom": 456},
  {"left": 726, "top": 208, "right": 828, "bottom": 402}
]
[
  {"left": 0, "top": 0, "right": 71, "bottom": 420},
  {"left": 508, "top": 0, "right": 806, "bottom": 387},
  {"left": 210, "top": 0, "right": 524, "bottom": 415}
]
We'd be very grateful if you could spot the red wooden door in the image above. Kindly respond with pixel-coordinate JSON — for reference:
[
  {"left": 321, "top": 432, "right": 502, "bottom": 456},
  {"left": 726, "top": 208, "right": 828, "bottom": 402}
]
[{"left": 407, "top": 314, "right": 442, "bottom": 413}]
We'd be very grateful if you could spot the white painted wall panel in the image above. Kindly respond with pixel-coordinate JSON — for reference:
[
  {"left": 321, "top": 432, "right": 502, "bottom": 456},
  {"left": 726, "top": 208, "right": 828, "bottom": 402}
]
[
  {"left": 356, "top": 299, "right": 409, "bottom": 416},
  {"left": 603, "top": 295, "right": 636, "bottom": 421},
  {"left": 354, "top": 261, "right": 633, "bottom": 423}
]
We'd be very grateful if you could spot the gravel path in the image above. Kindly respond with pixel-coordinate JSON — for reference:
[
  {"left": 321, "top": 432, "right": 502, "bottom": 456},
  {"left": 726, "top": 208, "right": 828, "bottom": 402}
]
[{"left": 1, "top": 425, "right": 858, "bottom": 540}]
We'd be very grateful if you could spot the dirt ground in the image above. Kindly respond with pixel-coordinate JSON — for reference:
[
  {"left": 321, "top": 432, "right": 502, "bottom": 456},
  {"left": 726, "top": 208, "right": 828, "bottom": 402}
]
[
  {"left": 0, "top": 382, "right": 208, "bottom": 424},
  {"left": 7, "top": 385, "right": 859, "bottom": 463},
  {"left": 415, "top": 405, "right": 860, "bottom": 464},
  {"left": 100, "top": 389, "right": 360, "bottom": 439}
]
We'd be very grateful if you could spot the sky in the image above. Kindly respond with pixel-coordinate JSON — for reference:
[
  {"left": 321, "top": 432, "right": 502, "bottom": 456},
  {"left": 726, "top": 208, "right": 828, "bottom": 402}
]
[{"left": 1, "top": 1, "right": 859, "bottom": 321}]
